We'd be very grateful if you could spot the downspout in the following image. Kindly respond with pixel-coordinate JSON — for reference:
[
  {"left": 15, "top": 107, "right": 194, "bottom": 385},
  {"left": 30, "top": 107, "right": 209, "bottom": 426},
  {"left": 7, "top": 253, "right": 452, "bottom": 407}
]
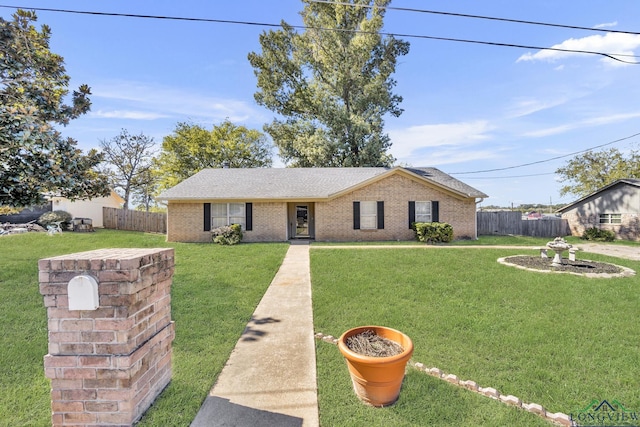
[{"left": 475, "top": 198, "right": 485, "bottom": 240}]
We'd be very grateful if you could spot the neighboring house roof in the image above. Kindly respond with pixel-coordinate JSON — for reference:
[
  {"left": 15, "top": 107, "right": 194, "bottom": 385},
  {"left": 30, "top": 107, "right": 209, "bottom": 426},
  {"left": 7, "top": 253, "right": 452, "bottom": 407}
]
[
  {"left": 156, "top": 167, "right": 488, "bottom": 201},
  {"left": 557, "top": 179, "right": 640, "bottom": 212}
]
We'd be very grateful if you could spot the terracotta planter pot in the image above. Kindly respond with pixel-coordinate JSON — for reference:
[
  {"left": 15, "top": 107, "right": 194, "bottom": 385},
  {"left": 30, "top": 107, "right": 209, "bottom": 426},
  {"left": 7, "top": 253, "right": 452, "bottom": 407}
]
[{"left": 338, "top": 325, "right": 414, "bottom": 407}]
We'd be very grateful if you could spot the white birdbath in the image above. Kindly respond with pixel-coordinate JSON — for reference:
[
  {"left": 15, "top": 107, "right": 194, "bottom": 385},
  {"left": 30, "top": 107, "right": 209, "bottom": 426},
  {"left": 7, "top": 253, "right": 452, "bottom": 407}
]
[{"left": 546, "top": 237, "right": 572, "bottom": 267}]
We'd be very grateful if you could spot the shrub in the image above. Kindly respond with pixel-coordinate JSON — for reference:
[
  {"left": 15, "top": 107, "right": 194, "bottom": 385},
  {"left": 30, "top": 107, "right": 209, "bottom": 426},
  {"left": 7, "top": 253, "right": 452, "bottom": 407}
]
[
  {"left": 38, "top": 210, "right": 73, "bottom": 230},
  {"left": 581, "top": 227, "right": 615, "bottom": 242},
  {"left": 413, "top": 222, "right": 453, "bottom": 244},
  {"left": 211, "top": 224, "right": 243, "bottom": 245}
]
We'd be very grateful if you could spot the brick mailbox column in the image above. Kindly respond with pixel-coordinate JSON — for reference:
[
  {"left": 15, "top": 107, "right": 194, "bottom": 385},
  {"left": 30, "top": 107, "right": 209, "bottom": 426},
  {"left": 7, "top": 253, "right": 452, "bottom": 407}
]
[{"left": 39, "top": 248, "right": 175, "bottom": 426}]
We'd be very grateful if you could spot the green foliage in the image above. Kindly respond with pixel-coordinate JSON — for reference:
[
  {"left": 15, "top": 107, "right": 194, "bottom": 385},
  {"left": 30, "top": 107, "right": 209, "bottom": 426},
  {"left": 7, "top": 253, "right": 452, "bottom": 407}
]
[
  {"left": 0, "top": 10, "right": 110, "bottom": 208},
  {"left": 211, "top": 224, "right": 243, "bottom": 245},
  {"left": 311, "top": 248, "right": 640, "bottom": 424},
  {"left": 99, "top": 129, "right": 156, "bottom": 210},
  {"left": 38, "top": 210, "right": 72, "bottom": 229},
  {"left": 413, "top": 222, "right": 453, "bottom": 243},
  {"left": 0, "top": 230, "right": 288, "bottom": 425},
  {"left": 248, "top": 0, "right": 409, "bottom": 167},
  {"left": 555, "top": 148, "right": 640, "bottom": 197},
  {"left": 154, "top": 120, "right": 272, "bottom": 191},
  {"left": 581, "top": 227, "right": 616, "bottom": 242}
]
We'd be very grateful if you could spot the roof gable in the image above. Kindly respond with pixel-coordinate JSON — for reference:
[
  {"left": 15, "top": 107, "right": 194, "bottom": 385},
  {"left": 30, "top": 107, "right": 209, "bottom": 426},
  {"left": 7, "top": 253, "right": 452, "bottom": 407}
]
[
  {"left": 557, "top": 179, "right": 640, "bottom": 212},
  {"left": 156, "top": 167, "right": 488, "bottom": 201}
]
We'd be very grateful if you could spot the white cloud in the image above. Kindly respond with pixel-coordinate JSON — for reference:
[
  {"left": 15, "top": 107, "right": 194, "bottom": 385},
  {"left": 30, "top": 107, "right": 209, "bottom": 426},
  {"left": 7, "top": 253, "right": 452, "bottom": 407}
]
[
  {"left": 401, "top": 148, "right": 501, "bottom": 167},
  {"left": 521, "top": 111, "right": 640, "bottom": 138},
  {"left": 388, "top": 121, "right": 498, "bottom": 166},
  {"left": 594, "top": 21, "right": 618, "bottom": 29},
  {"left": 90, "top": 110, "right": 169, "bottom": 120},
  {"left": 505, "top": 97, "right": 568, "bottom": 118},
  {"left": 516, "top": 32, "right": 640, "bottom": 65},
  {"left": 90, "top": 80, "right": 263, "bottom": 123}
]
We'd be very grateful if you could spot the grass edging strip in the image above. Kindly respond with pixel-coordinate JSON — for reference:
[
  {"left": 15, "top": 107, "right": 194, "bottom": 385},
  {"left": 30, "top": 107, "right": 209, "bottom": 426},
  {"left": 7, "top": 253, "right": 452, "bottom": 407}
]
[{"left": 315, "top": 332, "right": 572, "bottom": 426}]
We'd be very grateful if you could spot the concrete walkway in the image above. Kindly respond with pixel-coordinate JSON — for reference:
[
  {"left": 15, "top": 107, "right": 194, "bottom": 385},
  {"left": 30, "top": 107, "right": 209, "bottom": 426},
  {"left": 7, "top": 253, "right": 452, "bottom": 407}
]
[
  {"left": 190, "top": 240, "right": 638, "bottom": 426},
  {"left": 191, "top": 241, "right": 318, "bottom": 427}
]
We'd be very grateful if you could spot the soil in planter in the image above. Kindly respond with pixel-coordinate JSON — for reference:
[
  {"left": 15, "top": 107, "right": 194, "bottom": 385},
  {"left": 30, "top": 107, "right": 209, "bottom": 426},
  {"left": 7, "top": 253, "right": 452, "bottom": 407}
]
[{"left": 346, "top": 330, "right": 404, "bottom": 357}]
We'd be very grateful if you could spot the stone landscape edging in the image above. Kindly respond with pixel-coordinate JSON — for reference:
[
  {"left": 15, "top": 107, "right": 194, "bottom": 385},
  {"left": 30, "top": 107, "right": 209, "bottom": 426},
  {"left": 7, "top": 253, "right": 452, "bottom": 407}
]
[
  {"left": 315, "top": 332, "right": 572, "bottom": 426},
  {"left": 497, "top": 256, "right": 636, "bottom": 279}
]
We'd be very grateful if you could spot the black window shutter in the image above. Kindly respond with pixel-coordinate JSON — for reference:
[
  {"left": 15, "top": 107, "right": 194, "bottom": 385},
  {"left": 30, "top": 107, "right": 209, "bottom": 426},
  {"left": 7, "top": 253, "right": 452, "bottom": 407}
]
[
  {"left": 204, "top": 203, "right": 211, "bottom": 231},
  {"left": 353, "top": 201, "right": 360, "bottom": 230},
  {"left": 377, "top": 201, "right": 384, "bottom": 229},
  {"left": 408, "top": 201, "right": 416, "bottom": 229},
  {"left": 245, "top": 203, "right": 253, "bottom": 231},
  {"left": 432, "top": 201, "right": 440, "bottom": 222}
]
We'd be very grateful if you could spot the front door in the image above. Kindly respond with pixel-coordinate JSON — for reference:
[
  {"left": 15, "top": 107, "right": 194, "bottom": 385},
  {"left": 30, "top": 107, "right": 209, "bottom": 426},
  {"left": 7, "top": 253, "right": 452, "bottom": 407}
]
[
  {"left": 288, "top": 203, "right": 314, "bottom": 239},
  {"left": 296, "top": 205, "right": 309, "bottom": 238}
]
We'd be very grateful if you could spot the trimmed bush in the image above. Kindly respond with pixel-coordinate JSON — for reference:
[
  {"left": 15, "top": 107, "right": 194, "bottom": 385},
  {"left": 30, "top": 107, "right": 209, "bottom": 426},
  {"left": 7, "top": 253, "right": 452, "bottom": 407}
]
[
  {"left": 581, "top": 227, "right": 615, "bottom": 242},
  {"left": 38, "top": 210, "right": 73, "bottom": 230},
  {"left": 211, "top": 224, "right": 243, "bottom": 245},
  {"left": 413, "top": 222, "right": 453, "bottom": 244}
]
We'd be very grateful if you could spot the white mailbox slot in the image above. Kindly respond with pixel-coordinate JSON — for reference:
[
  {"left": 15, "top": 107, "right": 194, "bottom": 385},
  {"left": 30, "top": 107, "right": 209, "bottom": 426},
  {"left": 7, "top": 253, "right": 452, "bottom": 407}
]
[{"left": 68, "top": 275, "right": 99, "bottom": 311}]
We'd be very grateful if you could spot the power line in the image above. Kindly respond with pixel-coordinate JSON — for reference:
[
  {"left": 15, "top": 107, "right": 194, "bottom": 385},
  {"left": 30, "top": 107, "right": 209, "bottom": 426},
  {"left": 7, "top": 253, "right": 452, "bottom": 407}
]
[
  {"left": 454, "top": 172, "right": 556, "bottom": 179},
  {"left": 0, "top": 4, "right": 637, "bottom": 64},
  {"left": 310, "top": 0, "right": 640, "bottom": 36},
  {"left": 450, "top": 131, "right": 640, "bottom": 175}
]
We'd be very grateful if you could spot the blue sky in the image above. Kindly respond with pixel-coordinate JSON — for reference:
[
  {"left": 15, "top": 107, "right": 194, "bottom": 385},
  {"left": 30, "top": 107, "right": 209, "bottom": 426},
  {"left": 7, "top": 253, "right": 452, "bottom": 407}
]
[{"left": 2, "top": 1, "right": 640, "bottom": 208}]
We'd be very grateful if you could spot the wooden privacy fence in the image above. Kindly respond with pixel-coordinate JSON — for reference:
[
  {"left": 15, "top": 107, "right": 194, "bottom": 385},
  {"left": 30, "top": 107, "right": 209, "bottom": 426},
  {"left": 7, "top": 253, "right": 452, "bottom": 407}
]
[
  {"left": 103, "top": 207, "right": 167, "bottom": 234},
  {"left": 477, "top": 211, "right": 570, "bottom": 238}
]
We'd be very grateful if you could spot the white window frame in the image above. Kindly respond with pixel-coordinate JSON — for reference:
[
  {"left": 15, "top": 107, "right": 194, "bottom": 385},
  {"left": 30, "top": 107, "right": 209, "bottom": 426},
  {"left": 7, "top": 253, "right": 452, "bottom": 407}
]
[
  {"left": 599, "top": 213, "right": 621, "bottom": 224},
  {"left": 360, "top": 201, "right": 377, "bottom": 230},
  {"left": 212, "top": 203, "right": 246, "bottom": 229},
  {"left": 415, "top": 201, "right": 432, "bottom": 223}
]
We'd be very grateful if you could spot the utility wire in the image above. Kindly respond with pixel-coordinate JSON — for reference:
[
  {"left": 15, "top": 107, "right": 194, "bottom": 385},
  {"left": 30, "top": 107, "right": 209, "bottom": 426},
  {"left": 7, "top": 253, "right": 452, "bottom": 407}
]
[
  {"left": 450, "top": 131, "right": 640, "bottom": 175},
  {"left": 0, "top": 4, "right": 637, "bottom": 64},
  {"left": 310, "top": 0, "right": 640, "bottom": 36},
  {"left": 456, "top": 172, "right": 556, "bottom": 179}
]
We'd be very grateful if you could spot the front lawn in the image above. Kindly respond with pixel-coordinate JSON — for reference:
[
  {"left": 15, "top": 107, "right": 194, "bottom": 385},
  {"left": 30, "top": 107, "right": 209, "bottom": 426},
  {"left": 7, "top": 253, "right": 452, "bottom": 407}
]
[
  {"left": 2, "top": 230, "right": 638, "bottom": 426},
  {"left": 311, "top": 247, "right": 640, "bottom": 426},
  {"left": 0, "top": 230, "right": 288, "bottom": 426}
]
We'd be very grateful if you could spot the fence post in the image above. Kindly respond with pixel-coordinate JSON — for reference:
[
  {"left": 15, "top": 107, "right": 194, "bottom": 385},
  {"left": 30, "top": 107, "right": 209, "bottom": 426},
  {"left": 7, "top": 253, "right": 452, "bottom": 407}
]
[{"left": 39, "top": 248, "right": 175, "bottom": 426}]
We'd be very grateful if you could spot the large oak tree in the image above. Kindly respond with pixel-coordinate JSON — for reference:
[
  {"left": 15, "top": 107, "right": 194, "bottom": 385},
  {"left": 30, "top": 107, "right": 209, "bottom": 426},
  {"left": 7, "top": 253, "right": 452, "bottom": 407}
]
[
  {"left": 555, "top": 147, "right": 640, "bottom": 197},
  {"left": 248, "top": 0, "right": 409, "bottom": 167},
  {"left": 0, "top": 10, "right": 108, "bottom": 209},
  {"left": 154, "top": 120, "right": 273, "bottom": 191}
]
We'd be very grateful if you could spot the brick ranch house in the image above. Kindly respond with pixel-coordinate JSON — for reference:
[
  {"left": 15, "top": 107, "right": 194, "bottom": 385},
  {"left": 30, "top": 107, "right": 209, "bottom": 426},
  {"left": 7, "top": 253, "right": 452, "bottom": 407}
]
[
  {"left": 156, "top": 167, "right": 488, "bottom": 243},
  {"left": 557, "top": 178, "right": 640, "bottom": 241}
]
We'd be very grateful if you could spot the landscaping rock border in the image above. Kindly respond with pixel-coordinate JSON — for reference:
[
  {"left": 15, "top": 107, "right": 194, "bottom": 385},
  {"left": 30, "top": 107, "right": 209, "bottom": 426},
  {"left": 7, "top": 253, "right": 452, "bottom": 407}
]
[
  {"left": 498, "top": 256, "right": 635, "bottom": 279},
  {"left": 315, "top": 332, "right": 571, "bottom": 426}
]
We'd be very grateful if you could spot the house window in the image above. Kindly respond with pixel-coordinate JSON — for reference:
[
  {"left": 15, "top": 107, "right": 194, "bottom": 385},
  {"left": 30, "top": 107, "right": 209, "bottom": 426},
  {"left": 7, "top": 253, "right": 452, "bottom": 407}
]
[
  {"left": 408, "top": 200, "right": 439, "bottom": 229},
  {"left": 599, "top": 213, "right": 622, "bottom": 224},
  {"left": 212, "top": 203, "right": 246, "bottom": 229},
  {"left": 360, "top": 201, "right": 378, "bottom": 229},
  {"left": 415, "top": 201, "right": 432, "bottom": 223},
  {"left": 353, "top": 201, "right": 384, "bottom": 230}
]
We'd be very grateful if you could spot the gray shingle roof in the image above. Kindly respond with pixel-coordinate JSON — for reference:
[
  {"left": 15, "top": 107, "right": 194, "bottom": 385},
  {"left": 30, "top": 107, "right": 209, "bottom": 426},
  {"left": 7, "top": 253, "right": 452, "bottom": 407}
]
[
  {"left": 156, "top": 167, "right": 488, "bottom": 201},
  {"left": 557, "top": 178, "right": 640, "bottom": 212}
]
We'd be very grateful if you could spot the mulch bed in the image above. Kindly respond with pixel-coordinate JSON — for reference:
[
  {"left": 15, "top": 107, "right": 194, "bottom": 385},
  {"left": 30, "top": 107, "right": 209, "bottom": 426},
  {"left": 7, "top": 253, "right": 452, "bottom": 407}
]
[
  {"left": 504, "top": 255, "right": 624, "bottom": 275},
  {"left": 345, "top": 330, "right": 404, "bottom": 357}
]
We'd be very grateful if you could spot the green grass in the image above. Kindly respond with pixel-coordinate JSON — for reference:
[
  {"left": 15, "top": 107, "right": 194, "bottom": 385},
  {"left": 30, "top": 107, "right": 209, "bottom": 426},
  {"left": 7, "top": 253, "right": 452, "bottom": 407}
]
[
  {"left": 311, "top": 235, "right": 581, "bottom": 246},
  {"left": 0, "top": 230, "right": 288, "bottom": 426},
  {"left": 311, "top": 247, "right": 640, "bottom": 426},
  {"left": 2, "top": 231, "right": 638, "bottom": 426}
]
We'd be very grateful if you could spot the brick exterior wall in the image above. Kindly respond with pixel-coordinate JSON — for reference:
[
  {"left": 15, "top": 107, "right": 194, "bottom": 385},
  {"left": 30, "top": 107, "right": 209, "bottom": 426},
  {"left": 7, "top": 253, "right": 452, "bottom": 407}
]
[
  {"left": 247, "top": 202, "right": 288, "bottom": 242},
  {"left": 315, "top": 173, "right": 477, "bottom": 241},
  {"left": 562, "top": 211, "right": 640, "bottom": 241},
  {"left": 165, "top": 173, "right": 479, "bottom": 242},
  {"left": 39, "top": 248, "right": 175, "bottom": 426}
]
